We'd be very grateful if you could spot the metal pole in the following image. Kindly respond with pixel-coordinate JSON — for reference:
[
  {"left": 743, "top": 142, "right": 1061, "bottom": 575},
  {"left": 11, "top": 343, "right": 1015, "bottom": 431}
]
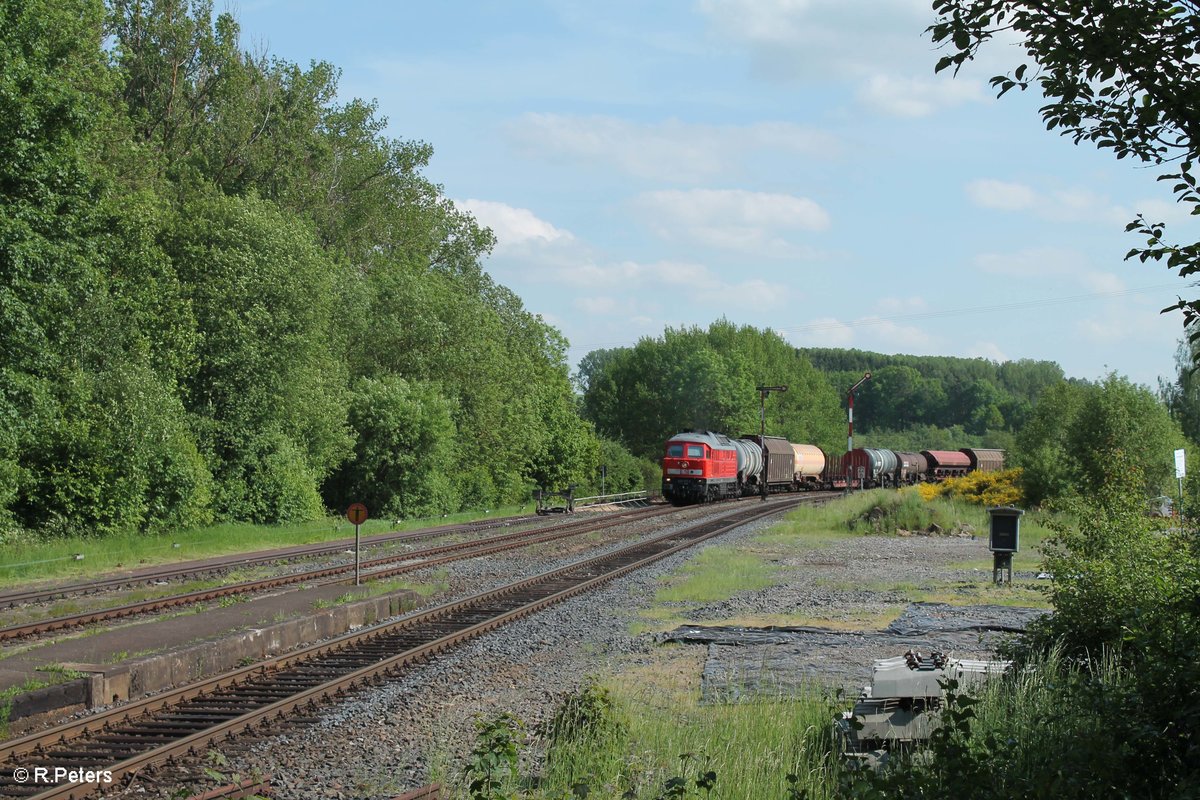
[
  {"left": 755, "top": 385, "right": 787, "bottom": 501},
  {"left": 355, "top": 522, "right": 361, "bottom": 586},
  {"left": 1180, "top": 476, "right": 1185, "bottom": 525},
  {"left": 846, "top": 371, "right": 872, "bottom": 453},
  {"left": 847, "top": 392, "right": 854, "bottom": 454}
]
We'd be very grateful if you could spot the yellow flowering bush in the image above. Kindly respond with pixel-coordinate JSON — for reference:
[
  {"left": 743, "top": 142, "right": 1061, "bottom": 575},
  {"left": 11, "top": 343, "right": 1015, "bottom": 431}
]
[{"left": 916, "top": 468, "right": 1024, "bottom": 507}]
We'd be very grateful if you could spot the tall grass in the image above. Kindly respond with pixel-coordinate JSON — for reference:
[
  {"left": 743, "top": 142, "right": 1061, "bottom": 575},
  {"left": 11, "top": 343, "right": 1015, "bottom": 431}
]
[{"left": 535, "top": 669, "right": 845, "bottom": 800}]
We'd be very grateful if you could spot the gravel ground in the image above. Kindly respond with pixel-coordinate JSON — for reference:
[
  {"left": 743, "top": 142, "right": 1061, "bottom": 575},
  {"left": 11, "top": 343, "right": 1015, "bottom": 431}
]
[{"left": 103, "top": 502, "right": 1044, "bottom": 800}]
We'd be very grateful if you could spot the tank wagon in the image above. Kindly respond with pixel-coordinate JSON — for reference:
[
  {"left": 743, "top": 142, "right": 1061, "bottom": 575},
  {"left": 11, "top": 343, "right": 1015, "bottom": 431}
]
[
  {"left": 791, "top": 444, "right": 826, "bottom": 489},
  {"left": 661, "top": 431, "right": 1004, "bottom": 504},
  {"left": 846, "top": 448, "right": 899, "bottom": 489}
]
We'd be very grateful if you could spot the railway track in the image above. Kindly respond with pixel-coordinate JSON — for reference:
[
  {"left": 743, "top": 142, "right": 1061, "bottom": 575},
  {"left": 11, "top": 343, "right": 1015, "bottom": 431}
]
[
  {"left": 0, "top": 505, "right": 677, "bottom": 643},
  {"left": 0, "top": 514, "right": 555, "bottom": 608},
  {"left": 0, "top": 496, "right": 814, "bottom": 800}
]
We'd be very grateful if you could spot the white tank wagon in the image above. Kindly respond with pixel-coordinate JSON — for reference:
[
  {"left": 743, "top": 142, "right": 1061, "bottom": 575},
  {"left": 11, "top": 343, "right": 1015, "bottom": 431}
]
[{"left": 790, "top": 443, "right": 826, "bottom": 488}]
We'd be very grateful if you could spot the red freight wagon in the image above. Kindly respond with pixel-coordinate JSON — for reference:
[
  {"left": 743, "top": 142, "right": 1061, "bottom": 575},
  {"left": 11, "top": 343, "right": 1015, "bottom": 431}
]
[{"left": 921, "top": 449, "right": 971, "bottom": 480}]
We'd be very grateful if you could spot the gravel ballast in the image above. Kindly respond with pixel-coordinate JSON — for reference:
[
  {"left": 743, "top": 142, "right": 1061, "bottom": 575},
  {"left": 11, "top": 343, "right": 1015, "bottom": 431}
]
[{"left": 101, "top": 502, "right": 1044, "bottom": 800}]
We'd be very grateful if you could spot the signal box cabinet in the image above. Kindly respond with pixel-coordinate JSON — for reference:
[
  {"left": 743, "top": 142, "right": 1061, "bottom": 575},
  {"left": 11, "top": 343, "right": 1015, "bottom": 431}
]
[{"left": 987, "top": 506, "right": 1023, "bottom": 553}]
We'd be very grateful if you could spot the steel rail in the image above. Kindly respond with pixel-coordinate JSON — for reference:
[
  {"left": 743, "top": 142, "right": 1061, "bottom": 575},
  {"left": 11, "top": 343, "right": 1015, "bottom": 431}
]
[
  {"left": 0, "top": 497, "right": 814, "bottom": 800},
  {"left": 0, "top": 514, "right": 550, "bottom": 608},
  {"left": 0, "top": 505, "right": 675, "bottom": 642}
]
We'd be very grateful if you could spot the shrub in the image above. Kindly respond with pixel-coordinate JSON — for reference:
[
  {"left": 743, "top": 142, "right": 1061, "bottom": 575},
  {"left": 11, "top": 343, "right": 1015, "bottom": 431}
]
[{"left": 917, "top": 468, "right": 1023, "bottom": 507}]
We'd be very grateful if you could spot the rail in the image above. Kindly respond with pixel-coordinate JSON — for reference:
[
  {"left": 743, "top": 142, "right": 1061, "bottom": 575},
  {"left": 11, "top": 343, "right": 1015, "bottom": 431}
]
[{"left": 0, "top": 497, "right": 811, "bottom": 800}]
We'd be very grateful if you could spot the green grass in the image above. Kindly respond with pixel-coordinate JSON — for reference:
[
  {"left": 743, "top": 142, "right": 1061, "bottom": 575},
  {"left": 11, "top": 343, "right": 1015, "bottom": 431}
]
[
  {"left": 630, "top": 490, "right": 1059, "bottom": 635},
  {"left": 435, "top": 648, "right": 847, "bottom": 800},
  {"left": 655, "top": 550, "right": 778, "bottom": 603},
  {"left": 0, "top": 505, "right": 527, "bottom": 587}
]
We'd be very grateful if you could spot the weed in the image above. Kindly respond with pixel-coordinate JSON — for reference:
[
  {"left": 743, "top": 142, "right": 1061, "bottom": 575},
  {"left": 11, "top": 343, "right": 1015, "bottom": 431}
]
[
  {"left": 464, "top": 712, "right": 524, "bottom": 800},
  {"left": 216, "top": 593, "right": 247, "bottom": 608}
]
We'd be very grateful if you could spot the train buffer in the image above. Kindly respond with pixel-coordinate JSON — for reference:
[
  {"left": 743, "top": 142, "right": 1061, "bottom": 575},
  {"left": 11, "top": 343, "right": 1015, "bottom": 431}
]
[{"left": 534, "top": 485, "right": 576, "bottom": 515}]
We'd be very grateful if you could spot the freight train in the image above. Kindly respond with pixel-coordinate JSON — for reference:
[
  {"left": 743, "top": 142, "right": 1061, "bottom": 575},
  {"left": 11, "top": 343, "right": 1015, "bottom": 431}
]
[{"left": 661, "top": 430, "right": 1004, "bottom": 505}]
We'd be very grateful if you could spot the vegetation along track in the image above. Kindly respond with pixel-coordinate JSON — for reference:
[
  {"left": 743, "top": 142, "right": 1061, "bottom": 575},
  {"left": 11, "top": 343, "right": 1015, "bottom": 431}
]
[
  {"left": 0, "top": 495, "right": 816, "bottom": 800},
  {"left": 0, "top": 515, "right": 555, "bottom": 609},
  {"left": 0, "top": 505, "right": 679, "bottom": 643}
]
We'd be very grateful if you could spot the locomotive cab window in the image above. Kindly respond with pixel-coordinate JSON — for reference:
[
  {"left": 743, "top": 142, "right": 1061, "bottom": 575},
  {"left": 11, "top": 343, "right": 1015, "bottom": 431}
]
[
  {"left": 687, "top": 445, "right": 704, "bottom": 458},
  {"left": 667, "top": 444, "right": 685, "bottom": 457}
]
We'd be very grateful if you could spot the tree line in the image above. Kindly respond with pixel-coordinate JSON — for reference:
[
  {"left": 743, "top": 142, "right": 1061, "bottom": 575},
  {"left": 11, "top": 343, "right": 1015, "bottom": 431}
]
[
  {"left": 579, "top": 324, "right": 1193, "bottom": 508},
  {"left": 0, "top": 0, "right": 628, "bottom": 539},
  {"left": 801, "top": 348, "right": 1065, "bottom": 438}
]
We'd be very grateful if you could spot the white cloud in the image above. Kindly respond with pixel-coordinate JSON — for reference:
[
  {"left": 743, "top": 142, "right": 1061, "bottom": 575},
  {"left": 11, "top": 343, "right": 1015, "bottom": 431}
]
[
  {"left": 634, "top": 188, "right": 830, "bottom": 256},
  {"left": 507, "top": 113, "right": 839, "bottom": 181},
  {"left": 697, "top": 0, "right": 932, "bottom": 78},
  {"left": 858, "top": 74, "right": 984, "bottom": 118},
  {"left": 458, "top": 199, "right": 573, "bottom": 251},
  {"left": 876, "top": 296, "right": 928, "bottom": 313},
  {"left": 858, "top": 318, "right": 935, "bottom": 350},
  {"left": 966, "top": 179, "right": 1197, "bottom": 228},
  {"left": 975, "top": 247, "right": 1087, "bottom": 278},
  {"left": 1110, "top": 197, "right": 1196, "bottom": 228},
  {"left": 1076, "top": 318, "right": 1125, "bottom": 344},
  {"left": 781, "top": 315, "right": 932, "bottom": 351},
  {"left": 1081, "top": 272, "right": 1126, "bottom": 294},
  {"left": 786, "top": 316, "right": 856, "bottom": 348},
  {"left": 697, "top": 0, "right": 988, "bottom": 116},
  {"left": 966, "top": 179, "right": 1038, "bottom": 211},
  {"left": 574, "top": 296, "right": 621, "bottom": 315},
  {"left": 967, "top": 341, "right": 1008, "bottom": 361}
]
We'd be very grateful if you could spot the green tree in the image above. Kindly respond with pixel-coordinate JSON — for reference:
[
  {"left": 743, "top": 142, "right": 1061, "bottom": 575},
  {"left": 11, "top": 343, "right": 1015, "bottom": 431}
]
[
  {"left": 930, "top": 0, "right": 1200, "bottom": 339},
  {"left": 165, "top": 192, "right": 351, "bottom": 523},
  {"left": 323, "top": 376, "right": 458, "bottom": 519},
  {"left": 1160, "top": 330, "right": 1200, "bottom": 442},
  {"left": 582, "top": 322, "right": 842, "bottom": 458},
  {"left": 1016, "top": 374, "right": 1183, "bottom": 504},
  {"left": 0, "top": 0, "right": 217, "bottom": 536}
]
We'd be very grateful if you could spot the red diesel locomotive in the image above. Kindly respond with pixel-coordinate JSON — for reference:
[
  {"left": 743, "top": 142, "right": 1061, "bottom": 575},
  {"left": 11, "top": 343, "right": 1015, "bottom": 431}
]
[{"left": 661, "top": 431, "right": 740, "bottom": 503}]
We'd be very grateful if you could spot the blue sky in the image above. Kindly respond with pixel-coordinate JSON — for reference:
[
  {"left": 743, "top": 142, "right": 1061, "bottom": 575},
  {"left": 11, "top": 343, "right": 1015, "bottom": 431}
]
[{"left": 233, "top": 0, "right": 1191, "bottom": 387}]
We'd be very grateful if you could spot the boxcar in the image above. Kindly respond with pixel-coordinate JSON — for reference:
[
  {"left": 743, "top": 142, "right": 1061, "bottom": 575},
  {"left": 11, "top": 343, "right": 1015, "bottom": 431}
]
[
  {"left": 960, "top": 448, "right": 1005, "bottom": 473},
  {"left": 742, "top": 435, "right": 797, "bottom": 493}
]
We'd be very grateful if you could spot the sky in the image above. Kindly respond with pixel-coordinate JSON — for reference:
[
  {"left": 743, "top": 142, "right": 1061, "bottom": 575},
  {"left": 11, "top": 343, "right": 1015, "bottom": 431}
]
[{"left": 231, "top": 0, "right": 1193, "bottom": 387}]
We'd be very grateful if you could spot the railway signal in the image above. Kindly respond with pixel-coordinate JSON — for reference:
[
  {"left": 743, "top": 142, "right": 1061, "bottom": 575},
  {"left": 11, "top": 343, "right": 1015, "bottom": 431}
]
[
  {"left": 847, "top": 372, "right": 872, "bottom": 456},
  {"left": 346, "top": 503, "right": 368, "bottom": 585},
  {"left": 755, "top": 385, "right": 787, "bottom": 501}
]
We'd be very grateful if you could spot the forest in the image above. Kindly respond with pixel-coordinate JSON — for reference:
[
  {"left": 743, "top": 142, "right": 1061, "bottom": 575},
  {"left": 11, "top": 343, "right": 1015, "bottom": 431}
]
[
  {"left": 3, "top": 0, "right": 1197, "bottom": 545},
  {"left": 0, "top": 0, "right": 614, "bottom": 538}
]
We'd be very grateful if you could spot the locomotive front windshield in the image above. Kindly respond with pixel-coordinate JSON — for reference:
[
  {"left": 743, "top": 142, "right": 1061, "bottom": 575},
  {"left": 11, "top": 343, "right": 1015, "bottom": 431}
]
[{"left": 666, "top": 443, "right": 706, "bottom": 458}]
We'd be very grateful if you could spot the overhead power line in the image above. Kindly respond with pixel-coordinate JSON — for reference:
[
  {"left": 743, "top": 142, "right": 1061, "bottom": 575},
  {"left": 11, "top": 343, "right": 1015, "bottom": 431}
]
[
  {"left": 774, "top": 282, "right": 1185, "bottom": 337},
  {"left": 564, "top": 282, "right": 1188, "bottom": 355}
]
